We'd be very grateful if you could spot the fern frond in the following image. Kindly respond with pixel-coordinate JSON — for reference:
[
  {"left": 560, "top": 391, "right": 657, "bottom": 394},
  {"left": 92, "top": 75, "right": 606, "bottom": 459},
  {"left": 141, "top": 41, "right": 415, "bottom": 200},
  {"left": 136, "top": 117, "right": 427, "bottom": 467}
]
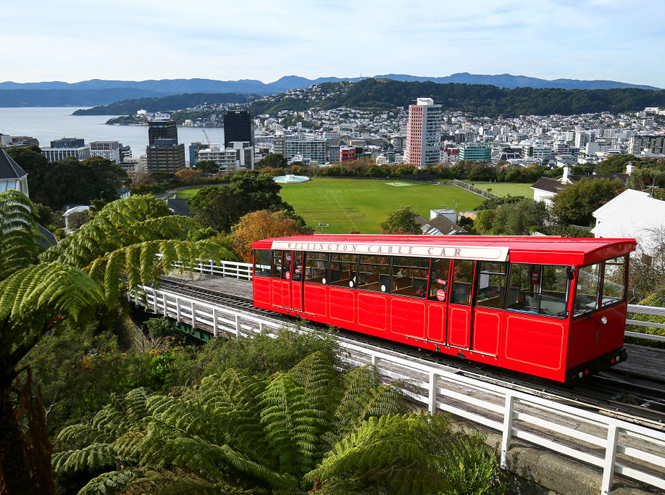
[
  {"left": 77, "top": 469, "right": 136, "bottom": 495},
  {"left": 52, "top": 443, "right": 116, "bottom": 473}
]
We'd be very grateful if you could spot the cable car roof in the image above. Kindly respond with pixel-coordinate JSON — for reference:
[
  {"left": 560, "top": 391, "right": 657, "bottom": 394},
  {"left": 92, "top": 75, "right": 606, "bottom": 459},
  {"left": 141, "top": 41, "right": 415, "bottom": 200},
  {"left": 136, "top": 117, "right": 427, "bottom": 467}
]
[{"left": 254, "top": 235, "right": 637, "bottom": 265}]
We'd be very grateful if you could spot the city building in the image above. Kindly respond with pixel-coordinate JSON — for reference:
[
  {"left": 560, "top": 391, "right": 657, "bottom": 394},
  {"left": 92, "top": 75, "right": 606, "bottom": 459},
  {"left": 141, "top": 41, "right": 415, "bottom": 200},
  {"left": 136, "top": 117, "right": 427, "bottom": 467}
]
[
  {"left": 89, "top": 141, "right": 121, "bottom": 163},
  {"left": 284, "top": 138, "right": 327, "bottom": 164},
  {"left": 224, "top": 110, "right": 254, "bottom": 147},
  {"left": 189, "top": 142, "right": 208, "bottom": 167},
  {"left": 146, "top": 138, "right": 186, "bottom": 173},
  {"left": 340, "top": 146, "right": 357, "bottom": 162},
  {"left": 41, "top": 137, "right": 91, "bottom": 162},
  {"left": 629, "top": 135, "right": 665, "bottom": 155},
  {"left": 459, "top": 142, "right": 491, "bottom": 162},
  {"left": 405, "top": 98, "right": 442, "bottom": 168},
  {"left": 197, "top": 145, "right": 238, "bottom": 174},
  {"left": 148, "top": 119, "right": 177, "bottom": 145}
]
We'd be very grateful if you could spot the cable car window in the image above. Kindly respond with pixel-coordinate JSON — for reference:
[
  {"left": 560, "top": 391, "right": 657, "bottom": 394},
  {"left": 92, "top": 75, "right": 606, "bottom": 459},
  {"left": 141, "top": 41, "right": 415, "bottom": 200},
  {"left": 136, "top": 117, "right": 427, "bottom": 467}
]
[
  {"left": 292, "top": 251, "right": 304, "bottom": 281},
  {"left": 329, "top": 254, "right": 357, "bottom": 287},
  {"left": 391, "top": 256, "right": 429, "bottom": 298},
  {"left": 254, "top": 249, "right": 272, "bottom": 277},
  {"left": 574, "top": 263, "right": 601, "bottom": 317},
  {"left": 428, "top": 259, "right": 450, "bottom": 301},
  {"left": 451, "top": 260, "right": 475, "bottom": 305},
  {"left": 601, "top": 256, "right": 627, "bottom": 307},
  {"left": 507, "top": 264, "right": 569, "bottom": 318},
  {"left": 304, "top": 252, "right": 329, "bottom": 284},
  {"left": 573, "top": 263, "right": 601, "bottom": 316},
  {"left": 358, "top": 255, "right": 391, "bottom": 293},
  {"left": 475, "top": 262, "right": 507, "bottom": 309},
  {"left": 271, "top": 250, "right": 284, "bottom": 279}
]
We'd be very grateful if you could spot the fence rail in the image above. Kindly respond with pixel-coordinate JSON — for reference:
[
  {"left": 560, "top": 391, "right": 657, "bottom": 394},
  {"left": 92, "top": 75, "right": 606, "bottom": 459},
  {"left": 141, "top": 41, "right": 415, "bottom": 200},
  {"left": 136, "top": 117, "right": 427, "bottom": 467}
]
[
  {"left": 450, "top": 179, "right": 500, "bottom": 199},
  {"left": 133, "top": 284, "right": 665, "bottom": 495},
  {"left": 178, "top": 259, "right": 665, "bottom": 341}
]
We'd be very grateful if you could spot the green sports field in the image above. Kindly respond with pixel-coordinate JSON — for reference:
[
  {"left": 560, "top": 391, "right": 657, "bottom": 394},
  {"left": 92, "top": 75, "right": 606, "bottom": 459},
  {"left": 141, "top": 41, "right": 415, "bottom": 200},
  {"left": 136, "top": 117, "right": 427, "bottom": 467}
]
[
  {"left": 465, "top": 182, "right": 534, "bottom": 198},
  {"left": 178, "top": 178, "right": 483, "bottom": 234}
]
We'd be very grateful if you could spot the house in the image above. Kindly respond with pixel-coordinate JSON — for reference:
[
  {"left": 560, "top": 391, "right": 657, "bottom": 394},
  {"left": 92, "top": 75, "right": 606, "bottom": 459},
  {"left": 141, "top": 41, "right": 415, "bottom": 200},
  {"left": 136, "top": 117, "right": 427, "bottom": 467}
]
[
  {"left": 592, "top": 189, "right": 665, "bottom": 258},
  {"left": 0, "top": 148, "right": 57, "bottom": 245},
  {"left": 0, "top": 148, "right": 29, "bottom": 195},
  {"left": 414, "top": 208, "right": 468, "bottom": 236},
  {"left": 531, "top": 163, "right": 630, "bottom": 207}
]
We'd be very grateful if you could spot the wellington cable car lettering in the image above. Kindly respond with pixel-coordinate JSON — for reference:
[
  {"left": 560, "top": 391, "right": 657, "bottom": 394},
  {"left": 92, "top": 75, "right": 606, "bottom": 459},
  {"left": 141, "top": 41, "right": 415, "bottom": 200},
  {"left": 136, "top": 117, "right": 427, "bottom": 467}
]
[{"left": 272, "top": 241, "right": 509, "bottom": 261}]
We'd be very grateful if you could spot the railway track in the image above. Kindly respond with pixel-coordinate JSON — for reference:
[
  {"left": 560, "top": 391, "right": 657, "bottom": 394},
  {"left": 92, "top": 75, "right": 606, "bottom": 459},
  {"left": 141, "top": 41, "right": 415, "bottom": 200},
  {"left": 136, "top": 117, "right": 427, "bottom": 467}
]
[{"left": 155, "top": 278, "right": 665, "bottom": 430}]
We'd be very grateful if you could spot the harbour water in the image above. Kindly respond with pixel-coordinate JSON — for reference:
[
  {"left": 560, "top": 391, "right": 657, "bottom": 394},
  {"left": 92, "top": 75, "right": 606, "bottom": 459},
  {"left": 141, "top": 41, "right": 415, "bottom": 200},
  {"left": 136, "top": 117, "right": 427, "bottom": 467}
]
[{"left": 0, "top": 107, "right": 225, "bottom": 161}]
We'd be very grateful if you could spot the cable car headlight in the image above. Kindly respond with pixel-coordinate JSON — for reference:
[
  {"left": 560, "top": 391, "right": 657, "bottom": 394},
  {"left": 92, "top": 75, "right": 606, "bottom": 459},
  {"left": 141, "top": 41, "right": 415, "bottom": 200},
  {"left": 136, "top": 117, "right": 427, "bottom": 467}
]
[
  {"left": 381, "top": 285, "right": 386, "bottom": 292},
  {"left": 349, "top": 281, "right": 354, "bottom": 288}
]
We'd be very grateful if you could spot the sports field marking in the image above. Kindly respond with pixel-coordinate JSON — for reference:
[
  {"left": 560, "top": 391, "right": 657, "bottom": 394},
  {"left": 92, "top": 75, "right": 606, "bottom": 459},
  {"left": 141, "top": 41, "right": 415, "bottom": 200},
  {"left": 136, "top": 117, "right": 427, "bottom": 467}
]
[
  {"left": 386, "top": 182, "right": 413, "bottom": 187},
  {"left": 327, "top": 190, "right": 359, "bottom": 230}
]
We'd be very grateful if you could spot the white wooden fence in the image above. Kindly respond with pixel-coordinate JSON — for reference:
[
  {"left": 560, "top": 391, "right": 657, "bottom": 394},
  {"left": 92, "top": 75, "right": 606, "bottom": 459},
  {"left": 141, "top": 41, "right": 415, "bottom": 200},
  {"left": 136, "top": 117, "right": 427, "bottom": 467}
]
[{"left": 133, "top": 278, "right": 665, "bottom": 495}]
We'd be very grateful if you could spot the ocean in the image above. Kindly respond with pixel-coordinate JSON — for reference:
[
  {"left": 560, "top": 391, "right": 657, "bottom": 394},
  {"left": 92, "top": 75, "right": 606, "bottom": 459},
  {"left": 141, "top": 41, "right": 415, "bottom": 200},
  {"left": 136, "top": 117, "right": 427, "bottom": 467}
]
[{"left": 0, "top": 107, "right": 225, "bottom": 161}]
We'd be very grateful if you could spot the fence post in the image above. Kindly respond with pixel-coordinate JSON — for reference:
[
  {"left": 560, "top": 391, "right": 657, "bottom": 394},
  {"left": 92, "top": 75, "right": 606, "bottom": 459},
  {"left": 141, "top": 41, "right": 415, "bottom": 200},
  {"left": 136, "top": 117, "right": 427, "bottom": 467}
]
[
  {"left": 429, "top": 371, "right": 437, "bottom": 414},
  {"left": 500, "top": 394, "right": 515, "bottom": 469},
  {"left": 191, "top": 301, "right": 196, "bottom": 328},
  {"left": 371, "top": 354, "right": 378, "bottom": 367},
  {"left": 601, "top": 424, "right": 619, "bottom": 495},
  {"left": 152, "top": 288, "right": 158, "bottom": 313},
  {"left": 163, "top": 294, "right": 168, "bottom": 317},
  {"left": 176, "top": 297, "right": 181, "bottom": 323},
  {"left": 212, "top": 307, "right": 218, "bottom": 337},
  {"left": 235, "top": 314, "right": 240, "bottom": 338}
]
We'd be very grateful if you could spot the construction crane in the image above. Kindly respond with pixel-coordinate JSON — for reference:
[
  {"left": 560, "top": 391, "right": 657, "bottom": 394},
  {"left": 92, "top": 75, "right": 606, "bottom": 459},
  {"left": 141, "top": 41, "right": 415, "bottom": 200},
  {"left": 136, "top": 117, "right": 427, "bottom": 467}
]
[{"left": 202, "top": 129, "right": 211, "bottom": 146}]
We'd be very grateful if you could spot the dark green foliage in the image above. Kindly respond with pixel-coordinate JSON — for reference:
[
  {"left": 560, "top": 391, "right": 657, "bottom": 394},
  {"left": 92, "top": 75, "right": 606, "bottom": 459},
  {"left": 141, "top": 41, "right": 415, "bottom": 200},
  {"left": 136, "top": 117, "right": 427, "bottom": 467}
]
[
  {"left": 54, "top": 352, "right": 506, "bottom": 494},
  {"left": 473, "top": 198, "right": 550, "bottom": 235},
  {"left": 594, "top": 154, "right": 637, "bottom": 174},
  {"left": 380, "top": 205, "right": 422, "bottom": 234},
  {"left": 250, "top": 78, "right": 665, "bottom": 117},
  {"left": 188, "top": 172, "right": 295, "bottom": 232},
  {"left": 5, "top": 150, "right": 128, "bottom": 210},
  {"left": 475, "top": 194, "right": 524, "bottom": 211},
  {"left": 257, "top": 153, "right": 288, "bottom": 169},
  {"left": 550, "top": 178, "right": 623, "bottom": 226},
  {"left": 192, "top": 159, "right": 218, "bottom": 176}
]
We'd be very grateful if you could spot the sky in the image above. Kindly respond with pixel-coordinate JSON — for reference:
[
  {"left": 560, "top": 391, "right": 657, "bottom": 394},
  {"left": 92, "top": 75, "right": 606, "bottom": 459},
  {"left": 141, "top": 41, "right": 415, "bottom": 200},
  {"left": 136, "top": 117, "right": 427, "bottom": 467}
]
[{"left": 2, "top": 0, "right": 664, "bottom": 88}]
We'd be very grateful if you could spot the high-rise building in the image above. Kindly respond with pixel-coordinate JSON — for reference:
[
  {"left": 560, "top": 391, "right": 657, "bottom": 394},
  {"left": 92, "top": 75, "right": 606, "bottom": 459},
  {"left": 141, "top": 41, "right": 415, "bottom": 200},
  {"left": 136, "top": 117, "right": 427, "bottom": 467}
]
[
  {"left": 41, "top": 137, "right": 90, "bottom": 162},
  {"left": 223, "top": 110, "right": 253, "bottom": 147},
  {"left": 148, "top": 119, "right": 178, "bottom": 145},
  {"left": 405, "top": 98, "right": 442, "bottom": 168},
  {"left": 146, "top": 138, "right": 186, "bottom": 173}
]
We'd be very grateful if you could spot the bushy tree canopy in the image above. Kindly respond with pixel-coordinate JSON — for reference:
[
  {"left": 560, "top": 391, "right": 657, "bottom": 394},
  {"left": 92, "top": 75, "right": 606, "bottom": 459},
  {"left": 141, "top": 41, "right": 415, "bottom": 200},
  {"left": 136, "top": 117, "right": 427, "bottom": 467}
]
[
  {"left": 380, "top": 205, "right": 422, "bottom": 234},
  {"left": 550, "top": 178, "right": 623, "bottom": 226}
]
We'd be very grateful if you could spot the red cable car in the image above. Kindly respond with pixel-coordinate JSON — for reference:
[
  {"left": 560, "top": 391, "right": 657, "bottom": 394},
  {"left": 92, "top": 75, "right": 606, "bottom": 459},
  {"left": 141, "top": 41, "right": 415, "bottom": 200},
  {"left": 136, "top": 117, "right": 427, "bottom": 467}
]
[{"left": 252, "top": 235, "right": 636, "bottom": 383}]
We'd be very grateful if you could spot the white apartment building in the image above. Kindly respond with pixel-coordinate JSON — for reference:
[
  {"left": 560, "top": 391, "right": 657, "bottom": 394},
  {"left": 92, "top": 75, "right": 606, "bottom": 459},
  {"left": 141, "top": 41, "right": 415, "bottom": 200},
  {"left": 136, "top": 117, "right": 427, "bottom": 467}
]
[
  {"left": 89, "top": 141, "right": 120, "bottom": 163},
  {"left": 41, "top": 146, "right": 91, "bottom": 163}
]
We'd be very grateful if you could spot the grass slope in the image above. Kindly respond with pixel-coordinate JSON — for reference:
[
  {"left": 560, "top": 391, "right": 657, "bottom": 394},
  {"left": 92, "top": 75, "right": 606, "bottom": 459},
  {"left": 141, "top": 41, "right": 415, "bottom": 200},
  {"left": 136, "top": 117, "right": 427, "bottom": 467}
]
[
  {"left": 278, "top": 178, "right": 481, "bottom": 233},
  {"left": 465, "top": 182, "right": 535, "bottom": 198},
  {"left": 178, "top": 178, "right": 483, "bottom": 233}
]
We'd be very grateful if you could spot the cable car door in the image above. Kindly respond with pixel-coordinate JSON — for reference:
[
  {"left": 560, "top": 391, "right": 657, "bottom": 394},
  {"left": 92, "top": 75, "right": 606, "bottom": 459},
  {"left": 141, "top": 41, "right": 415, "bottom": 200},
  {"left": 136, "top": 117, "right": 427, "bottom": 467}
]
[
  {"left": 290, "top": 251, "right": 304, "bottom": 312},
  {"left": 425, "top": 259, "right": 450, "bottom": 344},
  {"left": 447, "top": 259, "right": 476, "bottom": 349},
  {"left": 271, "top": 250, "right": 291, "bottom": 310}
]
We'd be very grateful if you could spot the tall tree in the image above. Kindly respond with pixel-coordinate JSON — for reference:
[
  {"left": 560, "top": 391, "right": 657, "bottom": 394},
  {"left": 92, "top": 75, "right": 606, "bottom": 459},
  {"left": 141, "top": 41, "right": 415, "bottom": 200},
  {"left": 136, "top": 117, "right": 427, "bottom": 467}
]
[
  {"left": 53, "top": 353, "right": 504, "bottom": 494},
  {"left": 380, "top": 205, "right": 422, "bottom": 234},
  {"left": 232, "top": 209, "right": 310, "bottom": 263},
  {"left": 0, "top": 192, "right": 235, "bottom": 494}
]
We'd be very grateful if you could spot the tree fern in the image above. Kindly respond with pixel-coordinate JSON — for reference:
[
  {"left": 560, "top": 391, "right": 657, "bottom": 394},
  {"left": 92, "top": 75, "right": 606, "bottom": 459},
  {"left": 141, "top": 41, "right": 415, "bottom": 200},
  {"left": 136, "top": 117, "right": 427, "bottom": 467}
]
[{"left": 77, "top": 469, "right": 136, "bottom": 495}]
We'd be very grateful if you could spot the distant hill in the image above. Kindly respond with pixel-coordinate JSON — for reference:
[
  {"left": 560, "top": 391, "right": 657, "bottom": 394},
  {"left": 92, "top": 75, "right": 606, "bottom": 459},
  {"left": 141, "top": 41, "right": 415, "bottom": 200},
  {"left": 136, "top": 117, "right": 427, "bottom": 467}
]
[
  {"left": 0, "top": 73, "right": 658, "bottom": 107},
  {"left": 73, "top": 92, "right": 258, "bottom": 115},
  {"left": 248, "top": 78, "right": 665, "bottom": 117}
]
